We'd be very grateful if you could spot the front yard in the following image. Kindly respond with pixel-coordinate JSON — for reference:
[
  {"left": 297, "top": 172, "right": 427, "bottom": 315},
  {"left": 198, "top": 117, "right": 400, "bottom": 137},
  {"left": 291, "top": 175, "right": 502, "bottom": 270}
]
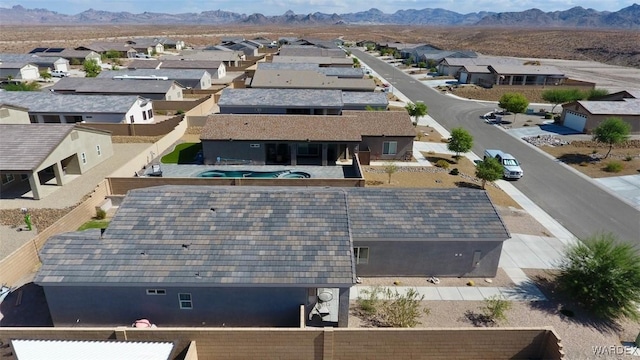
[{"left": 539, "top": 140, "right": 640, "bottom": 178}]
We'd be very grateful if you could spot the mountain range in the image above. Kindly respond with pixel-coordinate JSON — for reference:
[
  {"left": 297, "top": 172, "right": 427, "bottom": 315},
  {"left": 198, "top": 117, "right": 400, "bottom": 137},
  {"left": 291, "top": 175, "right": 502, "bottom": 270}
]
[{"left": 1, "top": 4, "right": 639, "bottom": 28}]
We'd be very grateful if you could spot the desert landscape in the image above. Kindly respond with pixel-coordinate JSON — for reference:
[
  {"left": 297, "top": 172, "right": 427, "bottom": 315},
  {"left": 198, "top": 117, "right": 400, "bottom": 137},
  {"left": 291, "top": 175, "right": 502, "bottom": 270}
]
[{"left": 1, "top": 25, "right": 639, "bottom": 67}]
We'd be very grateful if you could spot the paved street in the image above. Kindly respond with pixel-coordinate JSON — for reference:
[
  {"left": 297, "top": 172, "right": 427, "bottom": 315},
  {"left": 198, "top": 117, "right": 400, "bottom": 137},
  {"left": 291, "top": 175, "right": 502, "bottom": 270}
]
[{"left": 353, "top": 49, "right": 640, "bottom": 245}]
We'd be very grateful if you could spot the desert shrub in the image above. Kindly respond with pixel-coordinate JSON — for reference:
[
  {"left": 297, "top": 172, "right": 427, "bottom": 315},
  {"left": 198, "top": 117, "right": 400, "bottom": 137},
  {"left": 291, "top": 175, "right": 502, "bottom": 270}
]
[
  {"left": 449, "top": 168, "right": 459, "bottom": 175},
  {"left": 624, "top": 155, "right": 633, "bottom": 161},
  {"left": 380, "top": 288, "right": 429, "bottom": 328},
  {"left": 96, "top": 208, "right": 107, "bottom": 220},
  {"left": 604, "top": 161, "right": 623, "bottom": 173},
  {"left": 481, "top": 295, "right": 512, "bottom": 324},
  {"left": 435, "top": 160, "right": 450, "bottom": 169},
  {"left": 544, "top": 113, "right": 553, "bottom": 119},
  {"left": 357, "top": 286, "right": 383, "bottom": 316},
  {"left": 70, "top": 58, "right": 81, "bottom": 65}
]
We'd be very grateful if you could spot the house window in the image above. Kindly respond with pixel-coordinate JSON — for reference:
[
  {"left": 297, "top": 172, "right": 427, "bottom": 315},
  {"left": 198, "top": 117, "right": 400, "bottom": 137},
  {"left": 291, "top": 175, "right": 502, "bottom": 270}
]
[
  {"left": 250, "top": 144, "right": 260, "bottom": 148},
  {"left": 81, "top": 152, "right": 87, "bottom": 164},
  {"left": 146, "top": 289, "right": 166, "bottom": 295},
  {"left": 1, "top": 174, "right": 15, "bottom": 185},
  {"left": 382, "top": 141, "right": 397, "bottom": 155},
  {"left": 298, "top": 143, "right": 320, "bottom": 156},
  {"left": 142, "top": 111, "right": 147, "bottom": 121},
  {"left": 21, "top": 174, "right": 29, "bottom": 181},
  {"left": 96, "top": 145, "right": 101, "bottom": 156},
  {"left": 130, "top": 115, "right": 135, "bottom": 123},
  {"left": 178, "top": 293, "right": 193, "bottom": 309},
  {"left": 354, "top": 247, "right": 369, "bottom": 264},
  {"left": 147, "top": 109, "right": 153, "bottom": 119}
]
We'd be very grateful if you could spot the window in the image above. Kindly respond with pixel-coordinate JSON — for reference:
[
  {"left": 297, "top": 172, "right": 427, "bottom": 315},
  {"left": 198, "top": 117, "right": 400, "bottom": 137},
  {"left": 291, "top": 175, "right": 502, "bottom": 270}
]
[
  {"left": 382, "top": 141, "right": 397, "bottom": 155},
  {"left": 142, "top": 111, "right": 147, "bottom": 121},
  {"left": 147, "top": 109, "right": 153, "bottom": 119},
  {"left": 354, "top": 247, "right": 369, "bottom": 264},
  {"left": 178, "top": 293, "right": 193, "bottom": 309},
  {"left": 1, "top": 174, "right": 15, "bottom": 185},
  {"left": 130, "top": 115, "right": 135, "bottom": 123},
  {"left": 81, "top": 152, "right": 86, "bottom": 164},
  {"left": 21, "top": 174, "right": 29, "bottom": 181},
  {"left": 297, "top": 143, "right": 320, "bottom": 156},
  {"left": 146, "top": 289, "right": 166, "bottom": 295},
  {"left": 96, "top": 145, "right": 101, "bottom": 156},
  {"left": 250, "top": 144, "right": 260, "bottom": 148}
]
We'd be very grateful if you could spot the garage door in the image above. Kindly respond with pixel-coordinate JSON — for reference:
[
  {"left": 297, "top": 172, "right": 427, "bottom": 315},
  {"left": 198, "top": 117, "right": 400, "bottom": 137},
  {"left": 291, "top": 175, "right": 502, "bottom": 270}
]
[
  {"left": 459, "top": 72, "right": 468, "bottom": 84},
  {"left": 55, "top": 63, "right": 69, "bottom": 72},
  {"left": 21, "top": 67, "right": 39, "bottom": 80},
  {"left": 563, "top": 111, "right": 587, "bottom": 132}
]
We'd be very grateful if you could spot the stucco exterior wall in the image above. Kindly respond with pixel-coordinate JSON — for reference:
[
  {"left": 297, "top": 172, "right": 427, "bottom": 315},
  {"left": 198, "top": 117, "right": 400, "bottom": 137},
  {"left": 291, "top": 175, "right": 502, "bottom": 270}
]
[
  {"left": 36, "top": 128, "right": 113, "bottom": 174},
  {"left": 353, "top": 239, "right": 504, "bottom": 277},
  {"left": 0, "top": 106, "right": 30, "bottom": 124},
  {"left": 42, "top": 285, "right": 309, "bottom": 327},
  {"left": 360, "top": 136, "right": 414, "bottom": 161},
  {"left": 203, "top": 141, "right": 266, "bottom": 164},
  {"left": 124, "top": 98, "right": 154, "bottom": 124}
]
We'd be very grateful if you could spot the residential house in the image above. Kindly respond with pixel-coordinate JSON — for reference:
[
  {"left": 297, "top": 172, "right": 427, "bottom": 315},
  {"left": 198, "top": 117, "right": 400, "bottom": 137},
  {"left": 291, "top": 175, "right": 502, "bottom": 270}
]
[
  {"left": 0, "top": 123, "right": 113, "bottom": 200},
  {"left": 50, "top": 78, "right": 184, "bottom": 101},
  {"left": 0, "top": 53, "right": 69, "bottom": 72},
  {"left": 416, "top": 50, "right": 477, "bottom": 67},
  {"left": 251, "top": 37, "right": 277, "bottom": 48},
  {"left": 217, "top": 88, "right": 387, "bottom": 114},
  {"left": 248, "top": 69, "right": 375, "bottom": 91},
  {"left": 437, "top": 57, "right": 520, "bottom": 77},
  {"left": 35, "top": 185, "right": 508, "bottom": 326},
  {"left": 278, "top": 37, "right": 299, "bottom": 45},
  {"left": 0, "top": 92, "right": 154, "bottom": 124},
  {"left": 163, "top": 50, "right": 245, "bottom": 66},
  {"left": 129, "top": 37, "right": 185, "bottom": 51},
  {"left": 0, "top": 62, "right": 39, "bottom": 81},
  {"left": 200, "top": 110, "right": 414, "bottom": 165},
  {"left": 561, "top": 96, "right": 640, "bottom": 134},
  {"left": 279, "top": 45, "right": 345, "bottom": 58},
  {"left": 11, "top": 340, "right": 174, "bottom": 360},
  {"left": 29, "top": 48, "right": 102, "bottom": 66},
  {"left": 257, "top": 62, "right": 365, "bottom": 78},
  {"left": 97, "top": 69, "right": 212, "bottom": 89},
  {"left": 457, "top": 65, "right": 494, "bottom": 85},
  {"left": 291, "top": 39, "right": 341, "bottom": 50},
  {"left": 0, "top": 103, "right": 30, "bottom": 124},
  {"left": 272, "top": 56, "right": 353, "bottom": 67},
  {"left": 356, "top": 40, "right": 377, "bottom": 49},
  {"left": 35, "top": 185, "right": 356, "bottom": 327},
  {"left": 76, "top": 42, "right": 135, "bottom": 58},
  {"left": 488, "top": 65, "right": 566, "bottom": 86},
  {"left": 128, "top": 59, "right": 226, "bottom": 79}
]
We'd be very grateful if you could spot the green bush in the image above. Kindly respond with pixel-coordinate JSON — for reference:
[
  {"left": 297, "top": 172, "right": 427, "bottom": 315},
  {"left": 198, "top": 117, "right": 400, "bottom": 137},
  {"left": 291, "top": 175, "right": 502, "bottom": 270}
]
[
  {"left": 544, "top": 113, "right": 553, "bottom": 119},
  {"left": 95, "top": 208, "right": 107, "bottom": 220},
  {"left": 380, "top": 288, "right": 429, "bottom": 328},
  {"left": 481, "top": 295, "right": 512, "bottom": 324},
  {"left": 557, "top": 233, "right": 640, "bottom": 321},
  {"left": 435, "top": 160, "right": 450, "bottom": 169},
  {"left": 604, "top": 161, "right": 623, "bottom": 173},
  {"left": 449, "top": 168, "right": 459, "bottom": 175},
  {"left": 624, "top": 155, "right": 634, "bottom": 161}
]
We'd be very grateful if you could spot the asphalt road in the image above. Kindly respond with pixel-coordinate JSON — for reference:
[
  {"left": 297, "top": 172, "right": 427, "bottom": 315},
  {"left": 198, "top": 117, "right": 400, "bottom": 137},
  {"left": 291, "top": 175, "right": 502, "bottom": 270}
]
[{"left": 353, "top": 49, "right": 640, "bottom": 245}]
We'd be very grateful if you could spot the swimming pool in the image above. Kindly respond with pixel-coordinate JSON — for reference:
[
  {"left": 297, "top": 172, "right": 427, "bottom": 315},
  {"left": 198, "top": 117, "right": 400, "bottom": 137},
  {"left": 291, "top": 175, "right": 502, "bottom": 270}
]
[{"left": 196, "top": 170, "right": 311, "bottom": 179}]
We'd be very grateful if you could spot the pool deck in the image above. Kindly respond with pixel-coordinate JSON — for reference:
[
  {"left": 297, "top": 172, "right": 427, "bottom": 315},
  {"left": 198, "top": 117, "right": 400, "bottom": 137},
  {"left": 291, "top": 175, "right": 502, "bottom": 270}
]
[{"left": 143, "top": 164, "right": 357, "bottom": 179}]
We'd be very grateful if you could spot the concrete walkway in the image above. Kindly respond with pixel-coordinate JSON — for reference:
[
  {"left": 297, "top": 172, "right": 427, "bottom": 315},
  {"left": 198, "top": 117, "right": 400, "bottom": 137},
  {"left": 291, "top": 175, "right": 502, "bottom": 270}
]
[{"left": 350, "top": 283, "right": 546, "bottom": 301}]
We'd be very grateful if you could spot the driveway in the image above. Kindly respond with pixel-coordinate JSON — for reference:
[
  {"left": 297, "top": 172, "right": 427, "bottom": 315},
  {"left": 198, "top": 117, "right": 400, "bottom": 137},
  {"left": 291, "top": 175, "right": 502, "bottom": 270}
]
[{"left": 594, "top": 175, "right": 640, "bottom": 210}]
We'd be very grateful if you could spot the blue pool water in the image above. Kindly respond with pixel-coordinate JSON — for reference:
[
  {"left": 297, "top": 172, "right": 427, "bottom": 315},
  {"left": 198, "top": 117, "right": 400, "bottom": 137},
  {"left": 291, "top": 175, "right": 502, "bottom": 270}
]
[{"left": 196, "top": 170, "right": 311, "bottom": 179}]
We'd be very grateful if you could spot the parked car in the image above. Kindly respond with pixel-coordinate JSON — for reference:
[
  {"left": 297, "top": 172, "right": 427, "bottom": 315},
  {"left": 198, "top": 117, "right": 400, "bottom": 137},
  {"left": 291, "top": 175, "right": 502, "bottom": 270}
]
[
  {"left": 484, "top": 149, "right": 523, "bottom": 180},
  {"left": 50, "top": 70, "right": 70, "bottom": 78}
]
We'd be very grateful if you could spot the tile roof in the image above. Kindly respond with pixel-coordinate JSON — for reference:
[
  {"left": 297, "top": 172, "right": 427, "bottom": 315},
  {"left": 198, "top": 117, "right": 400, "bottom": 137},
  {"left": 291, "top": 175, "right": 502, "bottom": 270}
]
[
  {"left": 461, "top": 65, "right": 491, "bottom": 73},
  {"left": 341, "top": 92, "right": 388, "bottom": 107},
  {"left": 218, "top": 88, "right": 343, "bottom": 108},
  {"left": 156, "top": 60, "right": 223, "bottom": 69},
  {"left": 0, "top": 92, "right": 142, "bottom": 114},
  {"left": 0, "top": 124, "right": 74, "bottom": 171},
  {"left": 347, "top": 188, "right": 510, "bottom": 240},
  {"left": 200, "top": 110, "right": 415, "bottom": 141},
  {"left": 272, "top": 56, "right": 353, "bottom": 65},
  {"left": 578, "top": 99, "right": 640, "bottom": 115},
  {"left": 257, "top": 62, "right": 364, "bottom": 77},
  {"left": 442, "top": 57, "right": 521, "bottom": 67},
  {"left": 127, "top": 60, "right": 161, "bottom": 69},
  {"left": 97, "top": 68, "right": 209, "bottom": 80},
  {"left": 489, "top": 65, "right": 564, "bottom": 76},
  {"left": 51, "top": 77, "right": 178, "bottom": 94},
  {"left": 279, "top": 46, "right": 345, "bottom": 57},
  {"left": 36, "top": 186, "right": 356, "bottom": 286},
  {"left": 0, "top": 53, "right": 65, "bottom": 66},
  {"left": 35, "top": 186, "right": 509, "bottom": 286},
  {"left": 250, "top": 69, "right": 374, "bottom": 91}
]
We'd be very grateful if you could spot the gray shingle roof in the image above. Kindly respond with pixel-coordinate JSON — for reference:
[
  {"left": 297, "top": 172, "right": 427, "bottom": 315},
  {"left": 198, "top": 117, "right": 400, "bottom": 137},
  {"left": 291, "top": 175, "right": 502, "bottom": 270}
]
[
  {"left": 36, "top": 186, "right": 356, "bottom": 286},
  {"left": 272, "top": 56, "right": 353, "bottom": 65},
  {"left": 489, "top": 65, "right": 564, "bottom": 76},
  {"left": 0, "top": 124, "right": 74, "bottom": 171},
  {"left": 579, "top": 99, "right": 640, "bottom": 115},
  {"left": 51, "top": 77, "right": 178, "bottom": 94},
  {"left": 341, "top": 92, "right": 388, "bottom": 107},
  {"left": 0, "top": 53, "right": 65, "bottom": 66},
  {"left": 34, "top": 186, "right": 509, "bottom": 286},
  {"left": 279, "top": 46, "right": 345, "bottom": 57},
  {"left": 218, "top": 88, "right": 343, "bottom": 108},
  {"left": 0, "top": 92, "right": 142, "bottom": 114}
]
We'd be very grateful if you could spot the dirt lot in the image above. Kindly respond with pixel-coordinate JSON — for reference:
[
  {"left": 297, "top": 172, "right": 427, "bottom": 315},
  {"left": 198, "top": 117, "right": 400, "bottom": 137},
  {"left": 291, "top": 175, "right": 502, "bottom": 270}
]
[
  {"left": 359, "top": 267, "right": 513, "bottom": 287},
  {"left": 444, "top": 84, "right": 575, "bottom": 103},
  {"left": 540, "top": 140, "right": 640, "bottom": 178}
]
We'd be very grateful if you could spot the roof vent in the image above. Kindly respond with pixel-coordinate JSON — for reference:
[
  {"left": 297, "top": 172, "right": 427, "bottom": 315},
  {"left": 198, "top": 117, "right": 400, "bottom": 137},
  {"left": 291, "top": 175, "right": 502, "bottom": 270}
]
[
  {"left": 182, "top": 244, "right": 190, "bottom": 249},
  {"left": 210, "top": 207, "right": 215, "bottom": 212}
]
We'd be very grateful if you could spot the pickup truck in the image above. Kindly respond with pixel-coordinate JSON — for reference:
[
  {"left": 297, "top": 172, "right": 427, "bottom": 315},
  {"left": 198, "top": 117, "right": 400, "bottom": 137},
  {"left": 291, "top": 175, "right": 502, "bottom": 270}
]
[
  {"left": 484, "top": 149, "right": 523, "bottom": 179},
  {"left": 50, "top": 69, "right": 70, "bottom": 77}
]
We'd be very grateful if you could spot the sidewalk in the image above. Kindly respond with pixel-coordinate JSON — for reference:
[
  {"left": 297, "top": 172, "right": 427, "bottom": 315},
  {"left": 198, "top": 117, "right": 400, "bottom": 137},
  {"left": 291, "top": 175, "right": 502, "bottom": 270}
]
[{"left": 350, "top": 283, "right": 546, "bottom": 301}]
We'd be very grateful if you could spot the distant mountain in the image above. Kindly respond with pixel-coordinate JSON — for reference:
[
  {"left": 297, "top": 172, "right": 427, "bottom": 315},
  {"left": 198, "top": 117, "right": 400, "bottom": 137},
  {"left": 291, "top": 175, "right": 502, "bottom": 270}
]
[{"left": 0, "top": 4, "right": 638, "bottom": 28}]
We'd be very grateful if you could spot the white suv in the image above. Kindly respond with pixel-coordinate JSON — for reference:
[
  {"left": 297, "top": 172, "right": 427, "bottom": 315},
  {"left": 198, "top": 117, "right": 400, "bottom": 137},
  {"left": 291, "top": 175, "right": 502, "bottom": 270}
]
[{"left": 50, "top": 70, "right": 70, "bottom": 78}]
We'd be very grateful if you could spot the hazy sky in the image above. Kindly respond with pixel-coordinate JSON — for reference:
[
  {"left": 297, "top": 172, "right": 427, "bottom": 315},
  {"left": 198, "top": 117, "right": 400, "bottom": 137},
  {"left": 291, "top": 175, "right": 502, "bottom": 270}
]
[{"left": 0, "top": 0, "right": 636, "bottom": 15}]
